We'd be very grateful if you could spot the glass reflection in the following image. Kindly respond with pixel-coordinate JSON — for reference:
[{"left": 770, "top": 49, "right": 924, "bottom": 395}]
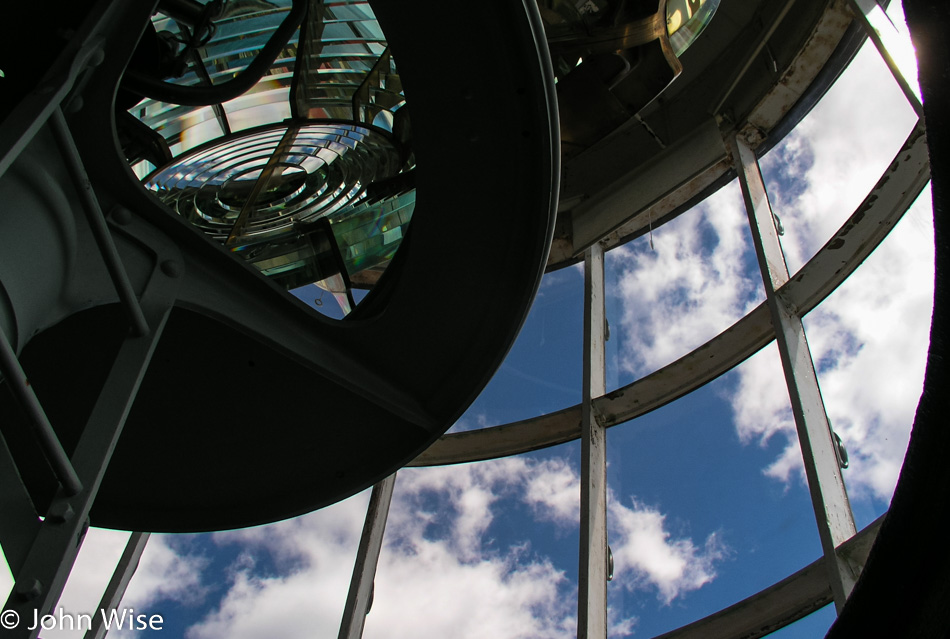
[
  {"left": 129, "top": 1, "right": 413, "bottom": 316},
  {"left": 667, "top": 0, "right": 721, "bottom": 57}
]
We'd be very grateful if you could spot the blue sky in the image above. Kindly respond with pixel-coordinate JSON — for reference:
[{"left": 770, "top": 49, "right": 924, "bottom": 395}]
[{"left": 0, "top": 3, "right": 934, "bottom": 637}]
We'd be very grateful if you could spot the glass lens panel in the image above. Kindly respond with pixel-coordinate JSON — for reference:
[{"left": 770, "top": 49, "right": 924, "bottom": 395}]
[{"left": 667, "top": 0, "right": 721, "bottom": 56}]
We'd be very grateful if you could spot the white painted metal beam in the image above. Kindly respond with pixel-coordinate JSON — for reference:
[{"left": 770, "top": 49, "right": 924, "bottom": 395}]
[
  {"left": 338, "top": 473, "right": 397, "bottom": 639},
  {"left": 2, "top": 301, "right": 175, "bottom": 639},
  {"left": 653, "top": 516, "right": 884, "bottom": 639},
  {"left": 83, "top": 532, "right": 150, "bottom": 639},
  {"left": 570, "top": 119, "right": 727, "bottom": 255},
  {"left": 578, "top": 243, "right": 608, "bottom": 639},
  {"left": 848, "top": 0, "right": 924, "bottom": 118},
  {"left": 1, "top": 214, "right": 182, "bottom": 639},
  {"left": 730, "top": 132, "right": 858, "bottom": 611},
  {"left": 0, "top": 430, "right": 41, "bottom": 575}
]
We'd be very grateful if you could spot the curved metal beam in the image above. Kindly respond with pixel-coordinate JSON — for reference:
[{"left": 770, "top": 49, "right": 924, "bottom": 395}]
[
  {"left": 651, "top": 516, "right": 883, "bottom": 639},
  {"left": 1, "top": 0, "right": 560, "bottom": 532},
  {"left": 552, "top": 0, "right": 859, "bottom": 270},
  {"left": 412, "top": 120, "right": 929, "bottom": 467}
]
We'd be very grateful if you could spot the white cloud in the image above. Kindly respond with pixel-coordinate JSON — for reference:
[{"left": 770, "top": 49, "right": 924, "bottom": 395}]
[
  {"left": 524, "top": 457, "right": 581, "bottom": 525},
  {"left": 175, "top": 460, "right": 582, "bottom": 639},
  {"left": 763, "top": 20, "right": 920, "bottom": 276},
  {"left": 729, "top": 344, "right": 792, "bottom": 450},
  {"left": 376, "top": 458, "right": 723, "bottom": 637},
  {"left": 611, "top": 183, "right": 761, "bottom": 377},
  {"left": 728, "top": 16, "right": 933, "bottom": 503},
  {"left": 517, "top": 459, "right": 727, "bottom": 605},
  {"left": 730, "top": 190, "right": 933, "bottom": 502},
  {"left": 366, "top": 535, "right": 574, "bottom": 639},
  {"left": 447, "top": 412, "right": 492, "bottom": 433},
  {"left": 611, "top": 5, "right": 932, "bottom": 508},
  {"left": 35, "top": 455, "right": 720, "bottom": 639},
  {"left": 803, "top": 196, "right": 932, "bottom": 502},
  {"left": 390, "top": 458, "right": 527, "bottom": 561},
  {"left": 609, "top": 498, "right": 726, "bottom": 605},
  {"left": 1, "top": 547, "right": 12, "bottom": 604},
  {"left": 180, "top": 494, "right": 371, "bottom": 639},
  {"left": 0, "top": 526, "right": 208, "bottom": 639},
  {"left": 117, "top": 535, "right": 209, "bottom": 612},
  {"left": 17, "top": 527, "right": 132, "bottom": 639}
]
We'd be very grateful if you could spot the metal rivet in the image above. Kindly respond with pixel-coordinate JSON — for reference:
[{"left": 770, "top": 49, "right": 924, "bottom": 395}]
[
  {"left": 89, "top": 49, "right": 105, "bottom": 68},
  {"left": 66, "top": 96, "right": 84, "bottom": 113},
  {"left": 112, "top": 208, "right": 132, "bottom": 225},
  {"left": 47, "top": 502, "right": 75, "bottom": 524},
  {"left": 161, "top": 260, "right": 182, "bottom": 278},
  {"left": 607, "top": 545, "right": 614, "bottom": 582},
  {"left": 15, "top": 579, "right": 43, "bottom": 602}
]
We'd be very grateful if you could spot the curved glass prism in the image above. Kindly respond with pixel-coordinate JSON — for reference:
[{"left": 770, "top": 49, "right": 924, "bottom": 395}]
[
  {"left": 667, "top": 0, "right": 721, "bottom": 56},
  {"left": 145, "top": 121, "right": 414, "bottom": 294}
]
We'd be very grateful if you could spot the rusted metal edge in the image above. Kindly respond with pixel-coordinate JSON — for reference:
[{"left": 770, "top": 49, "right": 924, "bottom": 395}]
[{"left": 745, "top": 0, "right": 855, "bottom": 136}]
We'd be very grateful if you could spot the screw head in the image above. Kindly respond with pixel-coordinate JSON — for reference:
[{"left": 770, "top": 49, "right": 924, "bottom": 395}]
[
  {"left": 161, "top": 260, "right": 183, "bottom": 278},
  {"left": 112, "top": 208, "right": 132, "bottom": 225},
  {"left": 46, "top": 502, "right": 74, "bottom": 524},
  {"left": 14, "top": 579, "right": 43, "bottom": 602}
]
